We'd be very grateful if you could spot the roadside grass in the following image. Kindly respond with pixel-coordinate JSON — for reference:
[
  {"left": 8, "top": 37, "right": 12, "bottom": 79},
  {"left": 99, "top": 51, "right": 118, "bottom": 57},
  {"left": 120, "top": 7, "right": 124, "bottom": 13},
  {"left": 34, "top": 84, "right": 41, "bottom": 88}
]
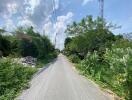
[
  {"left": 67, "top": 56, "right": 125, "bottom": 100},
  {"left": 0, "top": 58, "right": 37, "bottom": 100},
  {"left": 0, "top": 53, "right": 58, "bottom": 100},
  {"left": 75, "top": 63, "right": 124, "bottom": 100},
  {"left": 75, "top": 64, "right": 123, "bottom": 97}
]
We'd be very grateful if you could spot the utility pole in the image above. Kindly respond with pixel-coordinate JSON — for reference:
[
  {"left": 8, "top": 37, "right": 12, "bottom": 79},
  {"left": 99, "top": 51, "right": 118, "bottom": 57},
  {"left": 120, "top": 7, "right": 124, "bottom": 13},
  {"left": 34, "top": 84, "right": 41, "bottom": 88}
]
[{"left": 99, "top": 0, "right": 104, "bottom": 19}]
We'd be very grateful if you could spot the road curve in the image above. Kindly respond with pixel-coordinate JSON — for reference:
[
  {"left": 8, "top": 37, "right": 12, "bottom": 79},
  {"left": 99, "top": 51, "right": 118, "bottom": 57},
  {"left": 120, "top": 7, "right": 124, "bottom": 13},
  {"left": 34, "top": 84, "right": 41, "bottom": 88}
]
[{"left": 18, "top": 54, "right": 112, "bottom": 100}]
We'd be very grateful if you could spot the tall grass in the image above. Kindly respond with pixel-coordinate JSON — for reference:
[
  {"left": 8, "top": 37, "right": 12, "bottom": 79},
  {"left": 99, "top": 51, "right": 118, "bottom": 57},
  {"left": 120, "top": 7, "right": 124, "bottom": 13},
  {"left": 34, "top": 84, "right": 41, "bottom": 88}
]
[{"left": 76, "top": 48, "right": 132, "bottom": 100}]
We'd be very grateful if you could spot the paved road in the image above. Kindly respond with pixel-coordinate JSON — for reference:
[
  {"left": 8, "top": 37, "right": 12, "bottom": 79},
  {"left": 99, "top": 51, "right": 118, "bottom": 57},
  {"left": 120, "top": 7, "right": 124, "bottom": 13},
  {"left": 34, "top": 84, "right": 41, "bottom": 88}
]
[{"left": 18, "top": 54, "right": 112, "bottom": 100}]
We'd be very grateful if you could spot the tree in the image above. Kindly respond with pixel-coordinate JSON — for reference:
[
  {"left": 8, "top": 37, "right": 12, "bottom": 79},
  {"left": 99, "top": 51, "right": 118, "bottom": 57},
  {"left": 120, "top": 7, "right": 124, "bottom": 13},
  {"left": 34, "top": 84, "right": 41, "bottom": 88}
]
[
  {"left": 64, "top": 37, "right": 72, "bottom": 48},
  {"left": 19, "top": 39, "right": 38, "bottom": 57},
  {"left": 15, "top": 27, "right": 55, "bottom": 58},
  {"left": 0, "top": 35, "right": 11, "bottom": 56},
  {"left": 64, "top": 16, "right": 116, "bottom": 58}
]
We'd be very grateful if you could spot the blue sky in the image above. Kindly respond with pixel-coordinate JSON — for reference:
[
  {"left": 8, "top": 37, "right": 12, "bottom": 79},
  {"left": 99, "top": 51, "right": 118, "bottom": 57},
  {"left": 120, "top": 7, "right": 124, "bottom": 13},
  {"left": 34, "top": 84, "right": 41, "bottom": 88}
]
[
  {"left": 57, "top": 0, "right": 132, "bottom": 33},
  {"left": 0, "top": 0, "right": 132, "bottom": 49}
]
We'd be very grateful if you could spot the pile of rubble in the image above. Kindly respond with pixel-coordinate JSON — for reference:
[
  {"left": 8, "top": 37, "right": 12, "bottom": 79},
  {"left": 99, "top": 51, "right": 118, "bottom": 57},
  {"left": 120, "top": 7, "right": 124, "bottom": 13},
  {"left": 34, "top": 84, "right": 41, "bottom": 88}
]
[
  {"left": 21, "top": 56, "right": 37, "bottom": 67},
  {"left": 13, "top": 56, "right": 37, "bottom": 67}
]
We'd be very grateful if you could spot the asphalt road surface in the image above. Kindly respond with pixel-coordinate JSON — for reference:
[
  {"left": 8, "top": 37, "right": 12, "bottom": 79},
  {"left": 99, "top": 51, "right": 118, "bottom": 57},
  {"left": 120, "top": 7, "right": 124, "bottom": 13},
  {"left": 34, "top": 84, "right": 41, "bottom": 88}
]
[{"left": 18, "top": 54, "right": 113, "bottom": 100}]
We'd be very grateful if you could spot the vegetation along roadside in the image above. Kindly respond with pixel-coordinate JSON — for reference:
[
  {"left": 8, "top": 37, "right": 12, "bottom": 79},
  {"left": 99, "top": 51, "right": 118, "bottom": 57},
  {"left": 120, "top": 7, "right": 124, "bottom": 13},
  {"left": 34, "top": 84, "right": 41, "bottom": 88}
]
[
  {"left": 63, "top": 16, "right": 132, "bottom": 100},
  {"left": 0, "top": 26, "right": 58, "bottom": 99}
]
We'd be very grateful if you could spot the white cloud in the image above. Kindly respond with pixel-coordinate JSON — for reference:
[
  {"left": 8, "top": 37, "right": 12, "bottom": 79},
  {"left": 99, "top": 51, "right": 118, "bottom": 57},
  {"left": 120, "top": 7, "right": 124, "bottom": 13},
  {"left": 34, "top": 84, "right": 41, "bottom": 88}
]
[
  {"left": 43, "top": 22, "right": 52, "bottom": 34},
  {"left": 43, "top": 12, "right": 74, "bottom": 50},
  {"left": 29, "top": 0, "right": 40, "bottom": 7},
  {"left": 54, "top": 0, "right": 59, "bottom": 10},
  {"left": 4, "top": 19, "right": 16, "bottom": 31},
  {"left": 24, "top": 0, "right": 40, "bottom": 15},
  {"left": 82, "top": 0, "right": 93, "bottom": 6},
  {"left": 7, "top": 2, "right": 18, "bottom": 16},
  {"left": 43, "top": 20, "right": 53, "bottom": 40},
  {"left": 0, "top": 0, "right": 24, "bottom": 18},
  {"left": 17, "top": 17, "right": 35, "bottom": 28},
  {"left": 25, "top": 6, "right": 33, "bottom": 16},
  {"left": 0, "top": 0, "right": 54, "bottom": 28},
  {"left": 0, "top": 0, "right": 68, "bottom": 50}
]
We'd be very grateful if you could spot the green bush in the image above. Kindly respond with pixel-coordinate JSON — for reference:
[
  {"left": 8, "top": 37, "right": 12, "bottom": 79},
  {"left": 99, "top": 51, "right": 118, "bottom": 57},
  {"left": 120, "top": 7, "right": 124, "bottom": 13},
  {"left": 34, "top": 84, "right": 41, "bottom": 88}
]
[
  {"left": 0, "top": 35, "right": 11, "bottom": 56},
  {"left": 64, "top": 16, "right": 116, "bottom": 58},
  {"left": 0, "top": 58, "right": 37, "bottom": 99},
  {"left": 64, "top": 15, "right": 132, "bottom": 100},
  {"left": 0, "top": 27, "right": 57, "bottom": 100},
  {"left": 19, "top": 39, "right": 39, "bottom": 57},
  {"left": 77, "top": 48, "right": 132, "bottom": 100},
  {"left": 69, "top": 54, "right": 80, "bottom": 63},
  {"left": 14, "top": 27, "right": 56, "bottom": 58},
  {"left": 0, "top": 27, "right": 56, "bottom": 59}
]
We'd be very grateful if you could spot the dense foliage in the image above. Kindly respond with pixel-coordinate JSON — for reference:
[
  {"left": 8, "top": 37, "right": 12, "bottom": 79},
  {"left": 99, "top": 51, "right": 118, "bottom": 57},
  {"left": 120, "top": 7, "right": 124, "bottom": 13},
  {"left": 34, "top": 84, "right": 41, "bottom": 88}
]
[
  {"left": 0, "top": 26, "right": 57, "bottom": 99},
  {"left": 11, "top": 27, "right": 56, "bottom": 58},
  {"left": 77, "top": 48, "right": 132, "bottom": 99},
  {"left": 0, "top": 35, "right": 11, "bottom": 56},
  {"left": 0, "top": 27, "right": 56, "bottom": 58},
  {"left": 0, "top": 58, "right": 37, "bottom": 99},
  {"left": 64, "top": 16, "right": 132, "bottom": 100},
  {"left": 64, "top": 16, "right": 118, "bottom": 58}
]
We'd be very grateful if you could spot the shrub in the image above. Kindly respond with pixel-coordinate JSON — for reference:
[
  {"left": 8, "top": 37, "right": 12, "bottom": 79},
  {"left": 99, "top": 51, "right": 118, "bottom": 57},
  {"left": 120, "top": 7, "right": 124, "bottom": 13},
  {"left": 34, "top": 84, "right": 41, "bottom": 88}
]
[
  {"left": 78, "top": 51, "right": 102, "bottom": 78},
  {"left": 77, "top": 48, "right": 132, "bottom": 99},
  {"left": 0, "top": 58, "right": 37, "bottom": 99},
  {"left": 64, "top": 16, "right": 116, "bottom": 58},
  {"left": 69, "top": 54, "right": 80, "bottom": 63},
  {"left": 103, "top": 48, "right": 132, "bottom": 99},
  {"left": 19, "top": 39, "right": 39, "bottom": 57},
  {"left": 0, "top": 35, "right": 11, "bottom": 56},
  {"left": 5, "top": 27, "right": 56, "bottom": 59},
  {"left": 64, "top": 15, "right": 132, "bottom": 100}
]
